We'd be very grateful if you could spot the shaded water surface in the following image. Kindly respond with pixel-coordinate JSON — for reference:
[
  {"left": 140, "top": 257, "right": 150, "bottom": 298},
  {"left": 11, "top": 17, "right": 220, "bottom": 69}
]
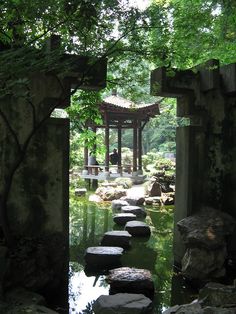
[{"left": 69, "top": 195, "right": 196, "bottom": 313}]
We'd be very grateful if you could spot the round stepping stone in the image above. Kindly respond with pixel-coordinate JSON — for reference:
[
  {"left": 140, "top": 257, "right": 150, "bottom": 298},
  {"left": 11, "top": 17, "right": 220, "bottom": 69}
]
[
  {"left": 107, "top": 267, "right": 154, "bottom": 299},
  {"left": 125, "top": 221, "right": 151, "bottom": 236},
  {"left": 113, "top": 213, "right": 137, "bottom": 226},
  {"left": 85, "top": 247, "right": 123, "bottom": 268},
  {"left": 101, "top": 231, "right": 132, "bottom": 248},
  {"left": 121, "top": 205, "right": 146, "bottom": 218},
  {"left": 93, "top": 293, "right": 153, "bottom": 314},
  {"left": 111, "top": 199, "right": 129, "bottom": 211}
]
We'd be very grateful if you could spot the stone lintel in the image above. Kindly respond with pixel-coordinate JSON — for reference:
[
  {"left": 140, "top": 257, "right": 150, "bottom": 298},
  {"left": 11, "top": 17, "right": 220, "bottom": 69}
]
[
  {"left": 63, "top": 55, "right": 107, "bottom": 91},
  {"left": 151, "top": 67, "right": 196, "bottom": 97},
  {"left": 220, "top": 63, "right": 236, "bottom": 95},
  {"left": 198, "top": 59, "right": 220, "bottom": 92}
]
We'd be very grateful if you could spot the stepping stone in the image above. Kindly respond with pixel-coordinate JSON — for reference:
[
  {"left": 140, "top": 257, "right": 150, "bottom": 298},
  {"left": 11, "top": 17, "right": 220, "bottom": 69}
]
[
  {"left": 113, "top": 213, "right": 136, "bottom": 226},
  {"left": 121, "top": 195, "right": 145, "bottom": 206},
  {"left": 101, "top": 231, "right": 132, "bottom": 248},
  {"left": 121, "top": 205, "right": 146, "bottom": 218},
  {"left": 93, "top": 293, "right": 153, "bottom": 314},
  {"left": 111, "top": 199, "right": 129, "bottom": 211},
  {"left": 107, "top": 267, "right": 155, "bottom": 299},
  {"left": 85, "top": 247, "right": 123, "bottom": 268},
  {"left": 125, "top": 221, "right": 151, "bottom": 237},
  {"left": 75, "top": 188, "right": 87, "bottom": 196}
]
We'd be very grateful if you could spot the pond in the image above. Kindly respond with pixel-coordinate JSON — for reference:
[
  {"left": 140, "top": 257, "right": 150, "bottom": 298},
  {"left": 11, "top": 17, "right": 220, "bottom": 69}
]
[{"left": 69, "top": 193, "right": 196, "bottom": 314}]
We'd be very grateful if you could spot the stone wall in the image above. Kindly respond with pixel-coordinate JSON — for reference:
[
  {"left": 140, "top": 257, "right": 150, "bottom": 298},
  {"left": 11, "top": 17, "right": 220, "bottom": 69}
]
[{"left": 151, "top": 60, "right": 236, "bottom": 264}]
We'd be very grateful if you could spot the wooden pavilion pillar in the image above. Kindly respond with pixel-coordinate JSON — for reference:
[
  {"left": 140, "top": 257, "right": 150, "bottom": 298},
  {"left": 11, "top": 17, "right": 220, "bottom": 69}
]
[
  {"left": 118, "top": 125, "right": 122, "bottom": 174},
  {"left": 92, "top": 125, "right": 97, "bottom": 154},
  {"left": 138, "top": 121, "right": 142, "bottom": 173},
  {"left": 84, "top": 124, "right": 88, "bottom": 170},
  {"left": 133, "top": 119, "right": 138, "bottom": 172},
  {"left": 105, "top": 113, "right": 110, "bottom": 172}
]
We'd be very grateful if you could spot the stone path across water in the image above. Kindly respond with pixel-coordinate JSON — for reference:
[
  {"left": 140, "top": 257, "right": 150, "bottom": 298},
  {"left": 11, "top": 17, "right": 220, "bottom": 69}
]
[{"left": 84, "top": 184, "right": 155, "bottom": 314}]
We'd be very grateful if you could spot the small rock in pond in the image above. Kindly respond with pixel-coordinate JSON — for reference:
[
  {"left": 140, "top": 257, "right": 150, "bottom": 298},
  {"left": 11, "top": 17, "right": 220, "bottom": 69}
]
[
  {"left": 107, "top": 267, "right": 154, "bottom": 299},
  {"left": 113, "top": 213, "right": 136, "bottom": 226},
  {"left": 101, "top": 231, "right": 132, "bottom": 248},
  {"left": 125, "top": 221, "right": 151, "bottom": 237},
  {"left": 93, "top": 293, "right": 154, "bottom": 314},
  {"left": 75, "top": 188, "right": 87, "bottom": 196},
  {"left": 112, "top": 199, "right": 129, "bottom": 211},
  {"left": 121, "top": 205, "right": 146, "bottom": 218},
  {"left": 85, "top": 246, "right": 124, "bottom": 268}
]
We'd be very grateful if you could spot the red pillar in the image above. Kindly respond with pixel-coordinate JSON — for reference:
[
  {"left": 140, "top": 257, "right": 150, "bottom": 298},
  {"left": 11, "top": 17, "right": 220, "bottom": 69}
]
[
  {"left": 138, "top": 123, "right": 142, "bottom": 172},
  {"left": 118, "top": 126, "right": 122, "bottom": 174},
  {"left": 105, "top": 114, "right": 110, "bottom": 172},
  {"left": 133, "top": 119, "right": 138, "bottom": 172}
]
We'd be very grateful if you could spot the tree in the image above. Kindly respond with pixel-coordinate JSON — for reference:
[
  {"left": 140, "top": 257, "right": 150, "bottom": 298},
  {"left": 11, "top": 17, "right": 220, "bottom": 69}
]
[{"left": 0, "top": 1, "right": 152, "bottom": 245}]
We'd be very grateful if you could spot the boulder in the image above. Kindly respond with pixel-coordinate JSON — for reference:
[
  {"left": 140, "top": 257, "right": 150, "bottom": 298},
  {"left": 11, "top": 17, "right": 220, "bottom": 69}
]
[
  {"left": 125, "top": 221, "right": 151, "bottom": 237},
  {"left": 121, "top": 195, "right": 145, "bottom": 206},
  {"left": 177, "top": 207, "right": 236, "bottom": 249},
  {"left": 147, "top": 180, "right": 162, "bottom": 197},
  {"left": 121, "top": 205, "right": 146, "bottom": 218},
  {"left": 145, "top": 197, "right": 162, "bottom": 206},
  {"left": 74, "top": 188, "right": 87, "bottom": 196},
  {"left": 181, "top": 247, "right": 227, "bottom": 280},
  {"left": 111, "top": 200, "right": 129, "bottom": 211},
  {"left": 93, "top": 293, "right": 154, "bottom": 314},
  {"left": 107, "top": 267, "right": 154, "bottom": 299},
  {"left": 5, "top": 304, "right": 59, "bottom": 313},
  {"left": 161, "top": 193, "right": 175, "bottom": 205},
  {"left": 178, "top": 207, "right": 236, "bottom": 281},
  {"left": 96, "top": 187, "right": 127, "bottom": 201},
  {"left": 113, "top": 213, "right": 137, "bottom": 226},
  {"left": 199, "top": 282, "right": 236, "bottom": 307},
  {"left": 101, "top": 231, "right": 132, "bottom": 248},
  {"left": 85, "top": 246, "right": 123, "bottom": 268},
  {"left": 5, "top": 287, "right": 46, "bottom": 306}
]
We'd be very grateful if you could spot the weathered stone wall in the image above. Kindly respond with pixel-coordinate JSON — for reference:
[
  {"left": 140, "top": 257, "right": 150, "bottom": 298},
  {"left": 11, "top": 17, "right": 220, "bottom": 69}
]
[{"left": 151, "top": 60, "right": 236, "bottom": 263}]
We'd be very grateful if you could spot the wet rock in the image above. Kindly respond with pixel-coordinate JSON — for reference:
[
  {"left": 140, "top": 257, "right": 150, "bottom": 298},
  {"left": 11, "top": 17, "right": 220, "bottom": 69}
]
[
  {"left": 107, "top": 267, "right": 154, "bottom": 299},
  {"left": 93, "top": 293, "right": 154, "bottom": 314},
  {"left": 178, "top": 207, "right": 236, "bottom": 281},
  {"left": 162, "top": 302, "right": 202, "bottom": 314},
  {"left": 101, "top": 231, "right": 132, "bottom": 249},
  {"left": 181, "top": 247, "right": 227, "bottom": 280},
  {"left": 199, "top": 282, "right": 236, "bottom": 307},
  {"left": 177, "top": 207, "right": 236, "bottom": 249},
  {"left": 111, "top": 200, "right": 129, "bottom": 211},
  {"left": 5, "top": 304, "right": 59, "bottom": 313},
  {"left": 121, "top": 205, "right": 146, "bottom": 218},
  {"left": 113, "top": 213, "right": 136, "bottom": 226},
  {"left": 74, "top": 188, "right": 87, "bottom": 196},
  {"left": 125, "top": 221, "right": 151, "bottom": 237},
  {"left": 121, "top": 195, "right": 145, "bottom": 206},
  {"left": 85, "top": 246, "right": 123, "bottom": 268},
  {"left": 5, "top": 287, "right": 46, "bottom": 306}
]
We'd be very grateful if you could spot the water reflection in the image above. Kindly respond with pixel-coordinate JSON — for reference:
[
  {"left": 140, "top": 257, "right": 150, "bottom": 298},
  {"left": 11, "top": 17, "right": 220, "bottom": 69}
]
[{"left": 69, "top": 196, "right": 190, "bottom": 313}]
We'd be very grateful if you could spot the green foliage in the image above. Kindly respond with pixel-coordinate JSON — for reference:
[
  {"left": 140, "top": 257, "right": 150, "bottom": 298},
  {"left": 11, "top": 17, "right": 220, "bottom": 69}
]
[{"left": 114, "top": 177, "right": 133, "bottom": 189}]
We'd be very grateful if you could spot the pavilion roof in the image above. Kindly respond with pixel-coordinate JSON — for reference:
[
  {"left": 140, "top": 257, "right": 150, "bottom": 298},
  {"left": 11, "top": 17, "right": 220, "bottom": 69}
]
[{"left": 88, "top": 93, "right": 160, "bottom": 128}]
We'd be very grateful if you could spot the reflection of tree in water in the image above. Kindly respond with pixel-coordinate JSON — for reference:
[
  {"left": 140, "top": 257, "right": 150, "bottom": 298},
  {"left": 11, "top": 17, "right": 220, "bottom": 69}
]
[
  {"left": 147, "top": 207, "right": 174, "bottom": 312},
  {"left": 70, "top": 198, "right": 113, "bottom": 264},
  {"left": 70, "top": 195, "right": 175, "bottom": 313}
]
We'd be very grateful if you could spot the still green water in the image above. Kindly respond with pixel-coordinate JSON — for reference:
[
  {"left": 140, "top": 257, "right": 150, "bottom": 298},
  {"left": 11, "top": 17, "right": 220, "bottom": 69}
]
[{"left": 69, "top": 194, "right": 196, "bottom": 314}]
